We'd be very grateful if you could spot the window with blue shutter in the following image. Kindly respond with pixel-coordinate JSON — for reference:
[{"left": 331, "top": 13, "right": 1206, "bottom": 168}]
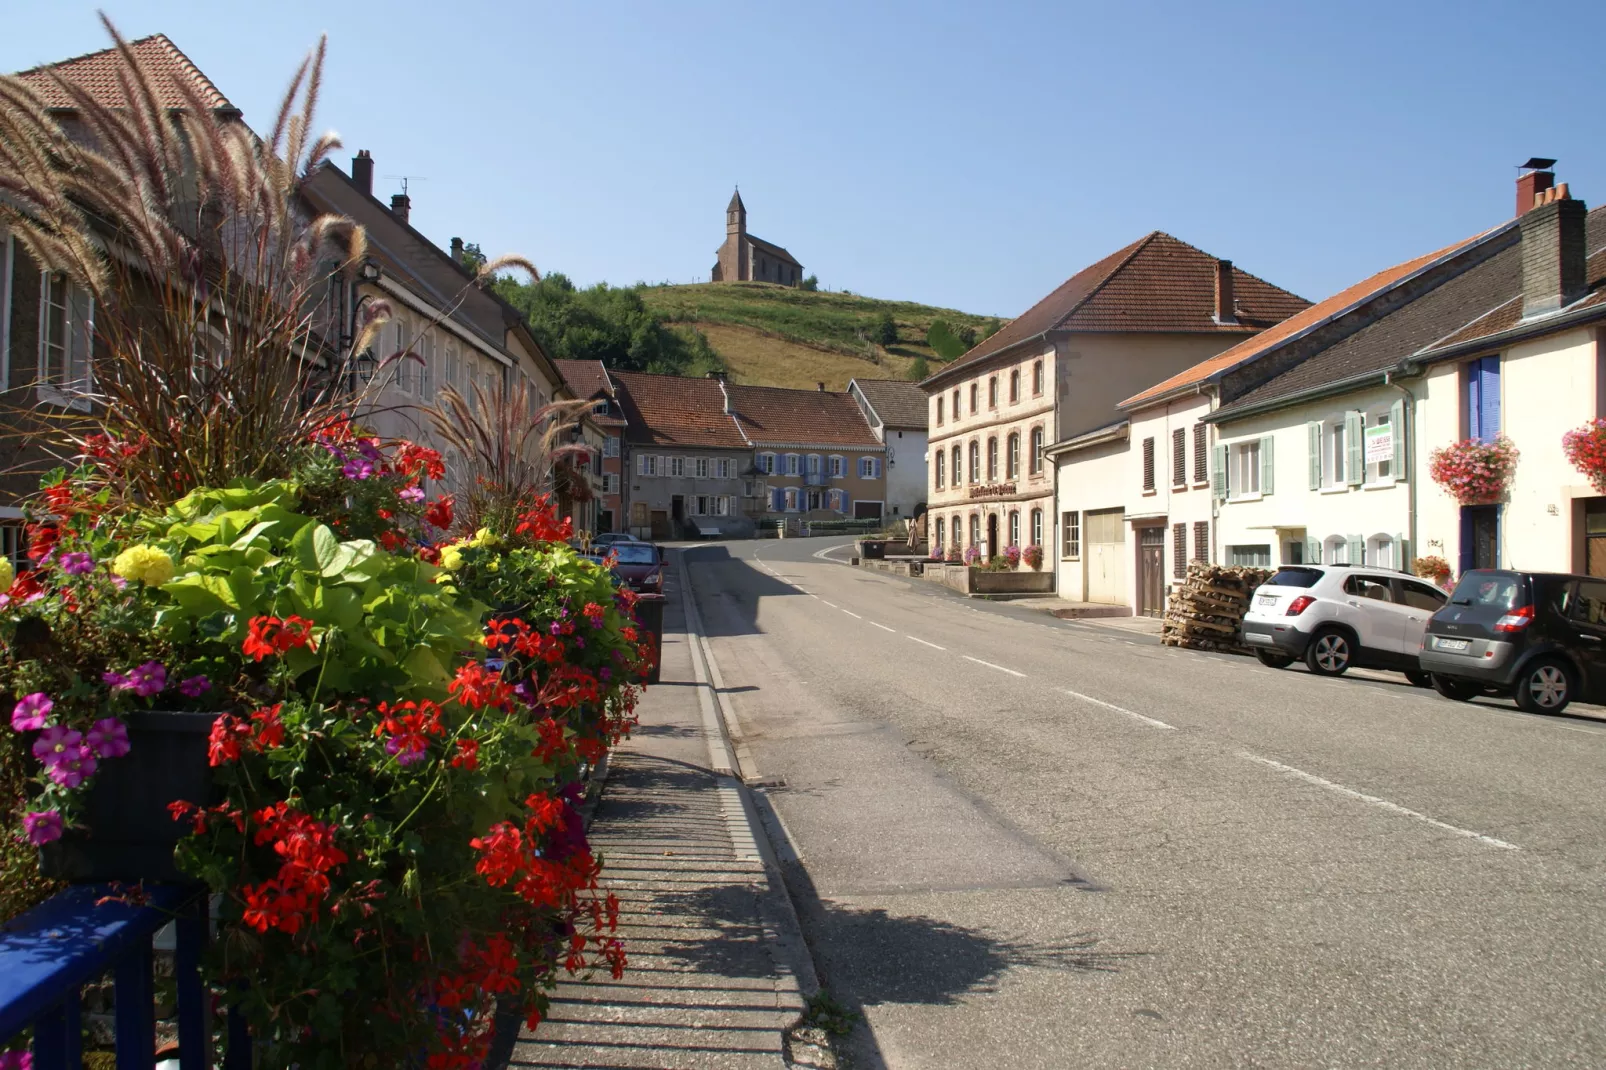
[{"left": 1466, "top": 356, "right": 1501, "bottom": 443}]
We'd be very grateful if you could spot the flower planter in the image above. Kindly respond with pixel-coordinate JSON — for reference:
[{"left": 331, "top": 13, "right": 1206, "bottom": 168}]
[
  {"left": 40, "top": 710, "right": 220, "bottom": 883},
  {"left": 857, "top": 539, "right": 887, "bottom": 560},
  {"left": 633, "top": 594, "right": 666, "bottom": 685}
]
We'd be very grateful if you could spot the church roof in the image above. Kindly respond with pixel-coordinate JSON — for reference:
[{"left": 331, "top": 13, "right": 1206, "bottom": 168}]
[
  {"left": 728, "top": 188, "right": 745, "bottom": 213},
  {"left": 12, "top": 33, "right": 236, "bottom": 113},
  {"left": 747, "top": 234, "right": 801, "bottom": 267}
]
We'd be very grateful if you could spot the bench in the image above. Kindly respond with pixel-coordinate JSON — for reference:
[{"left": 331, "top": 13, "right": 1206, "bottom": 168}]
[{"left": 696, "top": 526, "right": 722, "bottom": 539}]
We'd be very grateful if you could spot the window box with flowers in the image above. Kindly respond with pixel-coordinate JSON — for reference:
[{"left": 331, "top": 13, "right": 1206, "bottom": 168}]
[
  {"left": 1562, "top": 418, "right": 1606, "bottom": 493},
  {"left": 1428, "top": 435, "right": 1519, "bottom": 505}
]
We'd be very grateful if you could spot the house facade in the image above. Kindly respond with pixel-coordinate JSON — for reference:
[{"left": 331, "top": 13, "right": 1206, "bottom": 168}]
[
  {"left": 848, "top": 377, "right": 929, "bottom": 520},
  {"left": 728, "top": 383, "right": 886, "bottom": 521},
  {"left": 927, "top": 232, "right": 1310, "bottom": 576},
  {"left": 556, "top": 359, "right": 628, "bottom": 533}
]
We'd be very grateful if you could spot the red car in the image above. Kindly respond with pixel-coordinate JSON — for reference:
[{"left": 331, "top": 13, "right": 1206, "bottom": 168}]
[{"left": 604, "top": 542, "right": 663, "bottom": 592}]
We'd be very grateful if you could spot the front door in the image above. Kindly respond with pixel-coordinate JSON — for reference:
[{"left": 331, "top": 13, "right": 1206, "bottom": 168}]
[
  {"left": 1586, "top": 499, "right": 1606, "bottom": 577},
  {"left": 1085, "top": 508, "right": 1126, "bottom": 604},
  {"left": 1138, "top": 526, "right": 1165, "bottom": 618},
  {"left": 987, "top": 514, "right": 999, "bottom": 560},
  {"left": 1460, "top": 505, "right": 1499, "bottom": 573}
]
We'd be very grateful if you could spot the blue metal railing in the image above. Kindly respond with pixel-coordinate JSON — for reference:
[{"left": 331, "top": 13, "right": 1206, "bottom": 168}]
[{"left": 0, "top": 884, "right": 248, "bottom": 1069}]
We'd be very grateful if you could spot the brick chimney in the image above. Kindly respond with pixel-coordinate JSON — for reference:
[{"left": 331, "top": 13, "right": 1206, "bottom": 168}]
[
  {"left": 390, "top": 193, "right": 410, "bottom": 226},
  {"left": 816, "top": 381, "right": 826, "bottom": 392},
  {"left": 351, "top": 150, "right": 373, "bottom": 196},
  {"left": 450, "top": 237, "right": 464, "bottom": 263},
  {"left": 1519, "top": 183, "right": 1587, "bottom": 318},
  {"left": 1517, "top": 167, "right": 1555, "bottom": 217},
  {"left": 1213, "top": 259, "right": 1237, "bottom": 325}
]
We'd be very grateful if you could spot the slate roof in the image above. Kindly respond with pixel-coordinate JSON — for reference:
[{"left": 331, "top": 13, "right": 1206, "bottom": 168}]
[
  {"left": 13, "top": 34, "right": 235, "bottom": 112},
  {"left": 925, "top": 232, "right": 1310, "bottom": 388},
  {"left": 725, "top": 384, "right": 881, "bottom": 449},
  {"left": 746, "top": 234, "right": 801, "bottom": 267},
  {"left": 850, "top": 378, "right": 929, "bottom": 430},
  {"left": 1208, "top": 205, "right": 1606, "bottom": 421},
  {"left": 609, "top": 372, "right": 748, "bottom": 449},
  {"left": 1123, "top": 230, "right": 1494, "bottom": 409},
  {"left": 555, "top": 360, "right": 626, "bottom": 428}
]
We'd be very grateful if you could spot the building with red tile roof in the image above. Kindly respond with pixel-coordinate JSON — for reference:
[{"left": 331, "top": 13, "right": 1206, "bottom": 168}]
[
  {"left": 557, "top": 360, "right": 629, "bottom": 532},
  {"left": 726, "top": 383, "right": 888, "bottom": 520},
  {"left": 13, "top": 34, "right": 236, "bottom": 114}
]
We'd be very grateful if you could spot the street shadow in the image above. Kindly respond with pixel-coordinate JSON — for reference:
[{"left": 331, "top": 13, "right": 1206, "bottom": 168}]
[{"left": 677, "top": 545, "right": 802, "bottom": 639}]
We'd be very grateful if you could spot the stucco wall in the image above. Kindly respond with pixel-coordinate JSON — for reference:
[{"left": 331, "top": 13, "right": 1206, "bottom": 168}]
[
  {"left": 882, "top": 428, "right": 927, "bottom": 519},
  {"left": 1052, "top": 435, "right": 1128, "bottom": 601}
]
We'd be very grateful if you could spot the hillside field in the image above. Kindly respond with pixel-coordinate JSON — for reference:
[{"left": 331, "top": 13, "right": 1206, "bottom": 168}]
[{"left": 641, "top": 282, "right": 1002, "bottom": 391}]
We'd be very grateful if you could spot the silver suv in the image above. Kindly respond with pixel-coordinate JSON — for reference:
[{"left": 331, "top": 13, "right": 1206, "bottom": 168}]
[{"left": 1240, "top": 565, "right": 1449, "bottom": 681}]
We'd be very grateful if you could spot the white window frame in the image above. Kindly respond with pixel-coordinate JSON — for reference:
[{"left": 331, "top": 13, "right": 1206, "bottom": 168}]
[
  {"left": 716, "top": 458, "right": 732, "bottom": 479},
  {"left": 1031, "top": 508, "right": 1043, "bottom": 547},
  {"left": 1322, "top": 419, "right": 1347, "bottom": 489},
  {"left": 695, "top": 457, "right": 710, "bottom": 479},
  {"left": 828, "top": 455, "right": 845, "bottom": 478},
  {"left": 784, "top": 453, "right": 800, "bottom": 476},
  {"left": 759, "top": 453, "right": 775, "bottom": 474},
  {"left": 604, "top": 436, "right": 621, "bottom": 458},
  {"left": 1008, "top": 511, "right": 1020, "bottom": 547},
  {"left": 807, "top": 454, "right": 822, "bottom": 475},
  {"left": 37, "top": 271, "right": 94, "bottom": 411},
  {"left": 669, "top": 456, "right": 686, "bottom": 478},
  {"left": 1061, "top": 511, "right": 1080, "bottom": 559},
  {"left": 1227, "top": 440, "right": 1261, "bottom": 501},
  {"left": 1324, "top": 534, "right": 1349, "bottom": 565},
  {"left": 784, "top": 488, "right": 799, "bottom": 512},
  {"left": 807, "top": 489, "right": 822, "bottom": 511},
  {"left": 1365, "top": 533, "right": 1395, "bottom": 569},
  {"left": 934, "top": 450, "right": 945, "bottom": 489}
]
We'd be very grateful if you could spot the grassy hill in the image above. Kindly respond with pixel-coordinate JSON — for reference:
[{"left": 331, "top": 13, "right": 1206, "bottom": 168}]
[{"left": 640, "top": 282, "right": 1003, "bottom": 391}]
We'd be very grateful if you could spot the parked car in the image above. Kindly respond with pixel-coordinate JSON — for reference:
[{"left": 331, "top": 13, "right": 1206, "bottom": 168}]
[
  {"left": 592, "top": 533, "right": 641, "bottom": 547},
  {"left": 1241, "top": 564, "right": 1449, "bottom": 682},
  {"left": 1420, "top": 569, "right": 1606, "bottom": 715},
  {"left": 601, "top": 542, "right": 664, "bottom": 593}
]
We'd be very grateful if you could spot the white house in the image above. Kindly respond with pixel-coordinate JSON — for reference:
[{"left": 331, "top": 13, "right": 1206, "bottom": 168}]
[{"left": 847, "top": 378, "right": 929, "bottom": 520}]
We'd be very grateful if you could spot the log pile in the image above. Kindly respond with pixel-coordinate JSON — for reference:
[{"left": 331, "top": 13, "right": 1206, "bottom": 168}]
[{"left": 1160, "top": 563, "right": 1272, "bottom": 653}]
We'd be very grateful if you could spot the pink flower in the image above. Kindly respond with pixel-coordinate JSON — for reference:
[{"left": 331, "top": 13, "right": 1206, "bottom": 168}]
[
  {"left": 398, "top": 485, "right": 426, "bottom": 504},
  {"left": 178, "top": 675, "right": 211, "bottom": 698},
  {"left": 10, "top": 693, "right": 53, "bottom": 731},
  {"left": 21, "top": 811, "right": 62, "bottom": 847},
  {"left": 86, "top": 717, "right": 130, "bottom": 759},
  {"left": 33, "top": 725, "right": 81, "bottom": 765},
  {"left": 59, "top": 552, "right": 94, "bottom": 576},
  {"left": 127, "top": 661, "right": 166, "bottom": 698}
]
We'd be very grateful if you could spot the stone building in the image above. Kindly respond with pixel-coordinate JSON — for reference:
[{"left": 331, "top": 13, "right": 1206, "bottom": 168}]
[{"left": 711, "top": 190, "right": 803, "bottom": 286}]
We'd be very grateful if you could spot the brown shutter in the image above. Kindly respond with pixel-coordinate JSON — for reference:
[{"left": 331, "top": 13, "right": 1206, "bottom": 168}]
[
  {"left": 1192, "top": 424, "right": 1207, "bottom": 484},
  {"left": 1193, "top": 520, "right": 1210, "bottom": 565},
  {"left": 1142, "top": 437, "right": 1156, "bottom": 491},
  {"left": 1172, "top": 429, "right": 1186, "bottom": 488},
  {"left": 1173, "top": 523, "right": 1187, "bottom": 578}
]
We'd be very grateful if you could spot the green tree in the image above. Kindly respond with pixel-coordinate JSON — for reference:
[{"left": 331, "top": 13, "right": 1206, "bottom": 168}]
[
  {"left": 981, "top": 317, "right": 1003, "bottom": 341},
  {"left": 494, "top": 272, "right": 722, "bottom": 376},
  {"left": 800, "top": 274, "right": 819, "bottom": 291},
  {"left": 956, "top": 324, "right": 978, "bottom": 348},
  {"left": 926, "top": 320, "right": 967, "bottom": 361},
  {"left": 873, "top": 312, "right": 898, "bottom": 347},
  {"left": 908, "top": 355, "right": 930, "bottom": 381}
]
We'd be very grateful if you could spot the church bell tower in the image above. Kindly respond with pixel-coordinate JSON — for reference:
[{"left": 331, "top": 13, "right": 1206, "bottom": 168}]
[{"left": 727, "top": 188, "right": 748, "bottom": 281}]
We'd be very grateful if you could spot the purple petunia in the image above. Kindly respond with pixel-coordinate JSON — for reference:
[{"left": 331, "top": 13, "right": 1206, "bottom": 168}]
[
  {"left": 22, "top": 810, "right": 62, "bottom": 847},
  {"left": 86, "top": 717, "right": 130, "bottom": 759},
  {"left": 343, "top": 457, "right": 375, "bottom": 481},
  {"left": 33, "top": 726, "right": 96, "bottom": 788},
  {"left": 358, "top": 439, "right": 384, "bottom": 463},
  {"left": 59, "top": 552, "right": 94, "bottom": 576},
  {"left": 102, "top": 670, "right": 131, "bottom": 689},
  {"left": 385, "top": 736, "right": 428, "bottom": 766},
  {"left": 178, "top": 675, "right": 211, "bottom": 698},
  {"left": 10, "top": 693, "right": 53, "bottom": 731},
  {"left": 398, "top": 485, "right": 426, "bottom": 504},
  {"left": 127, "top": 662, "right": 166, "bottom": 698}
]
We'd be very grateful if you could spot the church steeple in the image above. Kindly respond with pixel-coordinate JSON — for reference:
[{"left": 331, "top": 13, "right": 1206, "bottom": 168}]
[{"left": 726, "top": 187, "right": 746, "bottom": 236}]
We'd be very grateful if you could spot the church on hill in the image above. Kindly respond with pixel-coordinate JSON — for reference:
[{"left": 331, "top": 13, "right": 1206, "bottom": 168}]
[{"left": 711, "top": 189, "right": 804, "bottom": 285}]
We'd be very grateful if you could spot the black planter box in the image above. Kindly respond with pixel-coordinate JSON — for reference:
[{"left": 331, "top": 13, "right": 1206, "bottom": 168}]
[
  {"left": 40, "top": 710, "right": 221, "bottom": 883},
  {"left": 633, "top": 595, "right": 665, "bottom": 685}
]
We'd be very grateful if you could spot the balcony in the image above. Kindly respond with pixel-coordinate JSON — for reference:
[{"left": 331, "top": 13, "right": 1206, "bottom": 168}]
[{"left": 801, "top": 471, "right": 830, "bottom": 487}]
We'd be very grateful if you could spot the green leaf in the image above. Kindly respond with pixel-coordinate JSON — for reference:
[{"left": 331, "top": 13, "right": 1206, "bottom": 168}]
[
  {"left": 230, "top": 519, "right": 279, "bottom": 550},
  {"left": 400, "top": 645, "right": 449, "bottom": 685},
  {"left": 292, "top": 522, "right": 342, "bottom": 575},
  {"left": 311, "top": 585, "right": 363, "bottom": 630},
  {"left": 226, "top": 566, "right": 263, "bottom": 616}
]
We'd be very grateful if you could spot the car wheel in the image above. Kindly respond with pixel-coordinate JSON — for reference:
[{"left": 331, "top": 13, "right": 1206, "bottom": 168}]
[
  {"left": 1431, "top": 674, "right": 1481, "bottom": 702},
  {"left": 1513, "top": 659, "right": 1573, "bottom": 715},
  {"left": 1255, "top": 650, "right": 1295, "bottom": 670},
  {"left": 1304, "top": 629, "right": 1353, "bottom": 676},
  {"left": 1404, "top": 670, "right": 1433, "bottom": 688}
]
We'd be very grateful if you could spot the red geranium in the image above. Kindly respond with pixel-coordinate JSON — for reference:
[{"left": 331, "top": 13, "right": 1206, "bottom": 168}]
[{"left": 424, "top": 497, "right": 454, "bottom": 530}]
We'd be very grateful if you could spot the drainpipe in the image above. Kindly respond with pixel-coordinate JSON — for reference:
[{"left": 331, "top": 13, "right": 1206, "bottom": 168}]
[{"left": 1386, "top": 367, "right": 1418, "bottom": 568}]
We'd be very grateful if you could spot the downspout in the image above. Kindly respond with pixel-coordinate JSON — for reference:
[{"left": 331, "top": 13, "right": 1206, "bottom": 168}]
[{"left": 1386, "top": 367, "right": 1418, "bottom": 568}]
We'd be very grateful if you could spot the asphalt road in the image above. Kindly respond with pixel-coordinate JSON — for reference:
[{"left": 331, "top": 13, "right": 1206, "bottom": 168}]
[{"left": 680, "top": 536, "right": 1606, "bottom": 1070}]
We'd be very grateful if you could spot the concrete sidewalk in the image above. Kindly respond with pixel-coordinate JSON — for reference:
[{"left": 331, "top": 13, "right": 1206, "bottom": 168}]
[{"left": 510, "top": 567, "right": 816, "bottom": 1069}]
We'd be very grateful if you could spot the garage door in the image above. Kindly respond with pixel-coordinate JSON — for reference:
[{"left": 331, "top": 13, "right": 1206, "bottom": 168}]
[{"left": 1085, "top": 508, "right": 1126, "bottom": 605}]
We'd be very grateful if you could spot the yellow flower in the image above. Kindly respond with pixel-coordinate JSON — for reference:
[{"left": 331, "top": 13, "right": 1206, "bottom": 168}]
[
  {"left": 439, "top": 544, "right": 465, "bottom": 571},
  {"left": 486, "top": 559, "right": 499, "bottom": 573},
  {"left": 112, "top": 545, "right": 175, "bottom": 587},
  {"left": 468, "top": 527, "right": 499, "bottom": 549},
  {"left": 0, "top": 557, "right": 12, "bottom": 592}
]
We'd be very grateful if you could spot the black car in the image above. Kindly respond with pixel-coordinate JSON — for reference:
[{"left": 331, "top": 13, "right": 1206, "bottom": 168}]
[{"left": 1419, "top": 569, "right": 1606, "bottom": 714}]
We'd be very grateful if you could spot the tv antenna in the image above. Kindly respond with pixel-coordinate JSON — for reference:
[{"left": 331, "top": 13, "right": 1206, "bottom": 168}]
[{"left": 382, "top": 175, "right": 428, "bottom": 195}]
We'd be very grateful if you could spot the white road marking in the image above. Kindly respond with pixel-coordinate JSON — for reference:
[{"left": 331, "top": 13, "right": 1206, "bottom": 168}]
[
  {"left": 808, "top": 594, "right": 819, "bottom": 599},
  {"left": 842, "top": 610, "right": 862, "bottom": 619},
  {"left": 822, "top": 601, "right": 838, "bottom": 609},
  {"left": 813, "top": 543, "right": 853, "bottom": 561},
  {"left": 963, "top": 655, "right": 1026, "bottom": 678},
  {"left": 1558, "top": 724, "right": 1606, "bottom": 736},
  {"left": 1060, "top": 688, "right": 1175, "bottom": 730},
  {"left": 868, "top": 621, "right": 896, "bottom": 632},
  {"left": 907, "top": 635, "right": 946, "bottom": 650},
  {"left": 1240, "top": 752, "right": 1520, "bottom": 851}
]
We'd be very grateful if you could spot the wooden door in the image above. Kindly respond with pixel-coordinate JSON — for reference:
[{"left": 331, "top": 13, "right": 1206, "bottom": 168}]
[
  {"left": 1085, "top": 509, "right": 1126, "bottom": 604},
  {"left": 1138, "top": 526, "right": 1165, "bottom": 618}
]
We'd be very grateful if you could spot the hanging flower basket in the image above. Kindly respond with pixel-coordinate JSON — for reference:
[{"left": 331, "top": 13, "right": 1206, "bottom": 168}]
[
  {"left": 1428, "top": 436, "right": 1519, "bottom": 505},
  {"left": 1562, "top": 418, "right": 1606, "bottom": 493},
  {"left": 1022, "top": 545, "right": 1044, "bottom": 571},
  {"left": 1412, "top": 555, "right": 1453, "bottom": 588}
]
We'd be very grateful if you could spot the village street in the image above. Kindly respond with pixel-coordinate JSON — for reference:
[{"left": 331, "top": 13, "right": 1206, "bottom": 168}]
[{"left": 681, "top": 537, "right": 1606, "bottom": 1070}]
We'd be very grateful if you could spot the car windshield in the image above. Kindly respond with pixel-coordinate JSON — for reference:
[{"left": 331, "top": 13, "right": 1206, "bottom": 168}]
[
  {"left": 1448, "top": 570, "right": 1525, "bottom": 610},
  {"left": 1266, "top": 567, "right": 1323, "bottom": 588},
  {"left": 611, "top": 545, "right": 658, "bottom": 565}
]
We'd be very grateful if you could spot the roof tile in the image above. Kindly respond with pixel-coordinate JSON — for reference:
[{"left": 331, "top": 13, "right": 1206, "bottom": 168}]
[
  {"left": 849, "top": 378, "right": 928, "bottom": 429},
  {"left": 610, "top": 372, "right": 748, "bottom": 449},
  {"left": 725, "top": 384, "right": 881, "bottom": 448},
  {"left": 13, "top": 34, "right": 234, "bottom": 112}
]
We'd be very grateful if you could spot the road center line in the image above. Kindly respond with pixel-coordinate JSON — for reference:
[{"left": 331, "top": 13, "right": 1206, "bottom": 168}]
[
  {"left": 868, "top": 621, "right": 896, "bottom": 632},
  {"left": 963, "top": 655, "right": 1026, "bottom": 678},
  {"left": 1060, "top": 688, "right": 1175, "bottom": 730},
  {"left": 1240, "top": 752, "right": 1520, "bottom": 851},
  {"left": 821, "top": 601, "right": 838, "bottom": 609},
  {"left": 906, "top": 635, "right": 945, "bottom": 650},
  {"left": 842, "top": 610, "right": 862, "bottom": 619}
]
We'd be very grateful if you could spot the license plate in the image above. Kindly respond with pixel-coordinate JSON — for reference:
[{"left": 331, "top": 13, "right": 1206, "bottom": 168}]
[
  {"left": 1435, "top": 637, "right": 1470, "bottom": 652},
  {"left": 1257, "top": 596, "right": 1278, "bottom": 606}
]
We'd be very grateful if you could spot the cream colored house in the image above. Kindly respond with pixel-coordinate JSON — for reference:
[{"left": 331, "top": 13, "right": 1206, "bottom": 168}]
[{"left": 925, "top": 233, "right": 1310, "bottom": 575}]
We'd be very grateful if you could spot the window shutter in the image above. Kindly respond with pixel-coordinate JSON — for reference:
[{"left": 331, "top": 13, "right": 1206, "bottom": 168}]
[
  {"left": 1307, "top": 422, "right": 1321, "bottom": 490},
  {"left": 1193, "top": 425, "right": 1208, "bottom": 484},
  {"left": 1194, "top": 521, "right": 1210, "bottom": 566},
  {"left": 636, "top": 454, "right": 645, "bottom": 476},
  {"left": 1141, "top": 438, "right": 1155, "bottom": 490},
  {"left": 1305, "top": 536, "right": 1321, "bottom": 564},
  {"left": 1172, "top": 430, "right": 1186, "bottom": 487},
  {"left": 1211, "top": 445, "right": 1227, "bottom": 499},
  {"left": 1478, "top": 357, "right": 1500, "bottom": 443},
  {"left": 1389, "top": 398, "right": 1407, "bottom": 478},
  {"left": 1396, "top": 534, "right": 1410, "bottom": 572},
  {"left": 1173, "top": 523, "right": 1187, "bottom": 577},
  {"left": 1347, "top": 533, "right": 1363, "bottom": 565},
  {"left": 1344, "top": 411, "right": 1363, "bottom": 486},
  {"left": 1259, "top": 436, "right": 1275, "bottom": 496}
]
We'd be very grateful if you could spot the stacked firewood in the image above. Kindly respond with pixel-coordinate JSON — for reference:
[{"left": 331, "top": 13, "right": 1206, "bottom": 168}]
[{"left": 1160, "top": 563, "right": 1272, "bottom": 652}]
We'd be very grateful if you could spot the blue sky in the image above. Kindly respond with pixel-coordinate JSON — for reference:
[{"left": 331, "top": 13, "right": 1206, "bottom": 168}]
[{"left": 6, "top": 2, "right": 1605, "bottom": 318}]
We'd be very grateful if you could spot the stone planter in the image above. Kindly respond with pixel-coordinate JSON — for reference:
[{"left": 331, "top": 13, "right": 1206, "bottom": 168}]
[
  {"left": 857, "top": 539, "right": 887, "bottom": 560},
  {"left": 41, "top": 710, "right": 220, "bottom": 883},
  {"left": 930, "top": 566, "right": 1055, "bottom": 596}
]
